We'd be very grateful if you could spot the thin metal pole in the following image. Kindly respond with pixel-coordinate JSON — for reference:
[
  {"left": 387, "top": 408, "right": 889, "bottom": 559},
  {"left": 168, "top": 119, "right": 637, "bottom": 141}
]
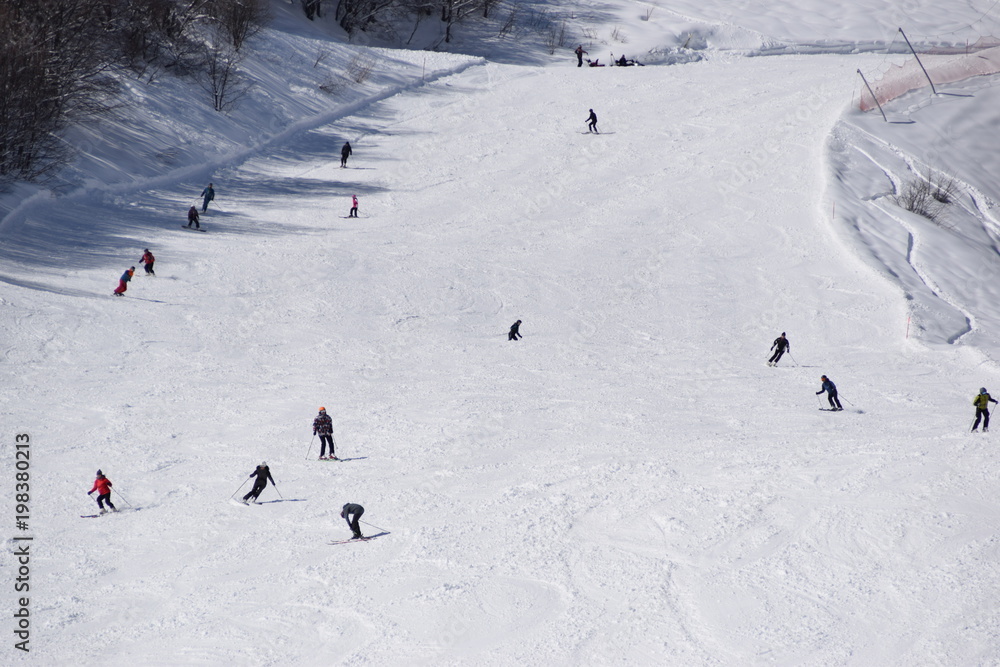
[
  {"left": 857, "top": 69, "right": 888, "bottom": 122},
  {"left": 360, "top": 519, "right": 389, "bottom": 532},
  {"left": 230, "top": 478, "right": 251, "bottom": 499},
  {"left": 899, "top": 28, "right": 938, "bottom": 95},
  {"left": 112, "top": 489, "right": 133, "bottom": 507}
]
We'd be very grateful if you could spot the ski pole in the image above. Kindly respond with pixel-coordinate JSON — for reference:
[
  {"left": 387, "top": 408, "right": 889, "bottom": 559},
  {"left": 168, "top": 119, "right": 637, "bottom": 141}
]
[
  {"left": 360, "top": 519, "right": 388, "bottom": 533},
  {"left": 113, "top": 489, "right": 133, "bottom": 507},
  {"left": 838, "top": 394, "right": 853, "bottom": 406},
  {"left": 788, "top": 353, "right": 799, "bottom": 367},
  {"left": 230, "top": 478, "right": 251, "bottom": 499},
  {"left": 305, "top": 433, "right": 315, "bottom": 460},
  {"left": 332, "top": 431, "right": 339, "bottom": 458},
  {"left": 272, "top": 484, "right": 283, "bottom": 499}
]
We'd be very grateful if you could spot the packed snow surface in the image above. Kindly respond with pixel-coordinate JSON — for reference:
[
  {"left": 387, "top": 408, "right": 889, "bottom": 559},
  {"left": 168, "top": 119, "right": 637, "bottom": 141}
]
[{"left": 2, "top": 1, "right": 1000, "bottom": 665}]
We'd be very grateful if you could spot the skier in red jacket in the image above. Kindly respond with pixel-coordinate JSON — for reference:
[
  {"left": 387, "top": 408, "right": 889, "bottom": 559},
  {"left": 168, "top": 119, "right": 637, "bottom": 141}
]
[
  {"left": 88, "top": 470, "right": 117, "bottom": 513},
  {"left": 139, "top": 249, "right": 155, "bottom": 275}
]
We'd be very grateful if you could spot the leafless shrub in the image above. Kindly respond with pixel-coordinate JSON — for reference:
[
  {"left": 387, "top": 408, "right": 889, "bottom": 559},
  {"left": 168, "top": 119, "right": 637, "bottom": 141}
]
[
  {"left": 611, "top": 25, "right": 628, "bottom": 43},
  {"left": 314, "top": 46, "right": 330, "bottom": 68},
  {"left": 346, "top": 52, "right": 378, "bottom": 83},
  {"left": 498, "top": 2, "right": 519, "bottom": 38},
  {"left": 545, "top": 20, "right": 567, "bottom": 55},
  {"left": 894, "top": 169, "right": 959, "bottom": 222},
  {"left": 319, "top": 78, "right": 346, "bottom": 95},
  {"left": 641, "top": 6, "right": 654, "bottom": 21}
]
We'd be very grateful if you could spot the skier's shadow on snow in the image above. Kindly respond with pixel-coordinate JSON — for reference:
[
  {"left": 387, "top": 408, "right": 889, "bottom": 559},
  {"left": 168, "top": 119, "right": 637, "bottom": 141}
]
[
  {"left": 257, "top": 498, "right": 307, "bottom": 504},
  {"left": 332, "top": 456, "right": 368, "bottom": 462}
]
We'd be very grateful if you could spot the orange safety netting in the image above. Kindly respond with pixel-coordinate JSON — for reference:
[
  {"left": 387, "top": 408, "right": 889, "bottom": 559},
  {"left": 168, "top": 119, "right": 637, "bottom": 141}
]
[{"left": 860, "top": 38, "right": 1000, "bottom": 111}]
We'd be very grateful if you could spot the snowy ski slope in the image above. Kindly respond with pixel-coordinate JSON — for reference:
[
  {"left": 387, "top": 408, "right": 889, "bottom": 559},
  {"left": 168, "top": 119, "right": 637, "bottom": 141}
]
[{"left": 2, "top": 1, "right": 1000, "bottom": 665}]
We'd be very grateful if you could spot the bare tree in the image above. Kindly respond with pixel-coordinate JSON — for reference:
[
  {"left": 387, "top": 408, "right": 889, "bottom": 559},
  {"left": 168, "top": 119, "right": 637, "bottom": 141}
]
[
  {"left": 199, "top": 41, "right": 251, "bottom": 111},
  {"left": 301, "top": 0, "right": 324, "bottom": 20},
  {"left": 440, "top": 0, "right": 483, "bottom": 42},
  {"left": 0, "top": 0, "right": 119, "bottom": 182},
  {"left": 109, "top": 0, "right": 209, "bottom": 76},
  {"left": 207, "top": 0, "right": 271, "bottom": 51},
  {"left": 335, "top": 0, "right": 400, "bottom": 35}
]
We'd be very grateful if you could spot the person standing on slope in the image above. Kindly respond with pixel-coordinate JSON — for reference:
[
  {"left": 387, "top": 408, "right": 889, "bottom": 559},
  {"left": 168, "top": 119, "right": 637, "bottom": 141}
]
[
  {"left": 113, "top": 267, "right": 135, "bottom": 296},
  {"left": 88, "top": 469, "right": 117, "bottom": 514},
  {"left": 242, "top": 462, "right": 275, "bottom": 504},
  {"left": 341, "top": 141, "right": 352, "bottom": 168},
  {"left": 508, "top": 320, "right": 522, "bottom": 341},
  {"left": 586, "top": 109, "right": 598, "bottom": 133},
  {"left": 341, "top": 503, "right": 365, "bottom": 539},
  {"left": 575, "top": 45, "right": 588, "bottom": 67},
  {"left": 816, "top": 375, "right": 843, "bottom": 411},
  {"left": 200, "top": 183, "right": 215, "bottom": 212},
  {"left": 972, "top": 387, "right": 998, "bottom": 432},
  {"left": 313, "top": 407, "right": 337, "bottom": 460},
  {"left": 140, "top": 249, "right": 156, "bottom": 276},
  {"left": 768, "top": 332, "right": 789, "bottom": 366},
  {"left": 349, "top": 194, "right": 359, "bottom": 218},
  {"left": 187, "top": 206, "right": 201, "bottom": 229}
]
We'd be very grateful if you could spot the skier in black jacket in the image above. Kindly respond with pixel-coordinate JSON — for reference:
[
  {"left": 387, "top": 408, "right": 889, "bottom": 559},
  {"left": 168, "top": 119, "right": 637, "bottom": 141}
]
[
  {"left": 242, "top": 462, "right": 275, "bottom": 504},
  {"left": 341, "top": 141, "right": 352, "bottom": 167},
  {"left": 586, "top": 109, "right": 598, "bottom": 133},
  {"left": 313, "top": 407, "right": 336, "bottom": 460},
  {"left": 768, "top": 332, "right": 789, "bottom": 366},
  {"left": 341, "top": 503, "right": 365, "bottom": 539},
  {"left": 508, "top": 320, "right": 522, "bottom": 341}
]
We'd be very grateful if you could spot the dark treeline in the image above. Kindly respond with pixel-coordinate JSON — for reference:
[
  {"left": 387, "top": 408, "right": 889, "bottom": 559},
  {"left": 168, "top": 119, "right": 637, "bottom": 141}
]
[
  {"left": 0, "top": 0, "right": 269, "bottom": 183},
  {"left": 1, "top": 0, "right": 556, "bottom": 184}
]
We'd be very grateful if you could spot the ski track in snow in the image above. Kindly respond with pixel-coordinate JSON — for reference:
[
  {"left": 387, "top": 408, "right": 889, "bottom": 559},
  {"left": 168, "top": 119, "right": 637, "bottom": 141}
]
[{"left": 2, "top": 8, "right": 1000, "bottom": 666}]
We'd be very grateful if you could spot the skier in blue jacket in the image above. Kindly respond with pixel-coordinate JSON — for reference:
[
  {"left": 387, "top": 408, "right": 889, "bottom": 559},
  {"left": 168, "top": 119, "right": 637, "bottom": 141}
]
[{"left": 816, "top": 375, "right": 842, "bottom": 410}]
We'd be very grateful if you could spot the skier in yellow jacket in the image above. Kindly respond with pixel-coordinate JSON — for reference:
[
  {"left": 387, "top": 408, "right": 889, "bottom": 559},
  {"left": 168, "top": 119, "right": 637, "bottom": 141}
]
[{"left": 972, "top": 388, "right": 998, "bottom": 432}]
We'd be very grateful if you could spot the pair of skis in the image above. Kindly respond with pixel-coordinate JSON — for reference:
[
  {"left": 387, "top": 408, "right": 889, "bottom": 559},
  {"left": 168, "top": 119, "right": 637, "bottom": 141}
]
[{"left": 328, "top": 531, "right": 389, "bottom": 545}]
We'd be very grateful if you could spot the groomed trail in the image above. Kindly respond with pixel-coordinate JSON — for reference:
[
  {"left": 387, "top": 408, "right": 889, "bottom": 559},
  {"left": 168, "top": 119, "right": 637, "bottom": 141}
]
[{"left": 3, "top": 53, "right": 999, "bottom": 665}]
